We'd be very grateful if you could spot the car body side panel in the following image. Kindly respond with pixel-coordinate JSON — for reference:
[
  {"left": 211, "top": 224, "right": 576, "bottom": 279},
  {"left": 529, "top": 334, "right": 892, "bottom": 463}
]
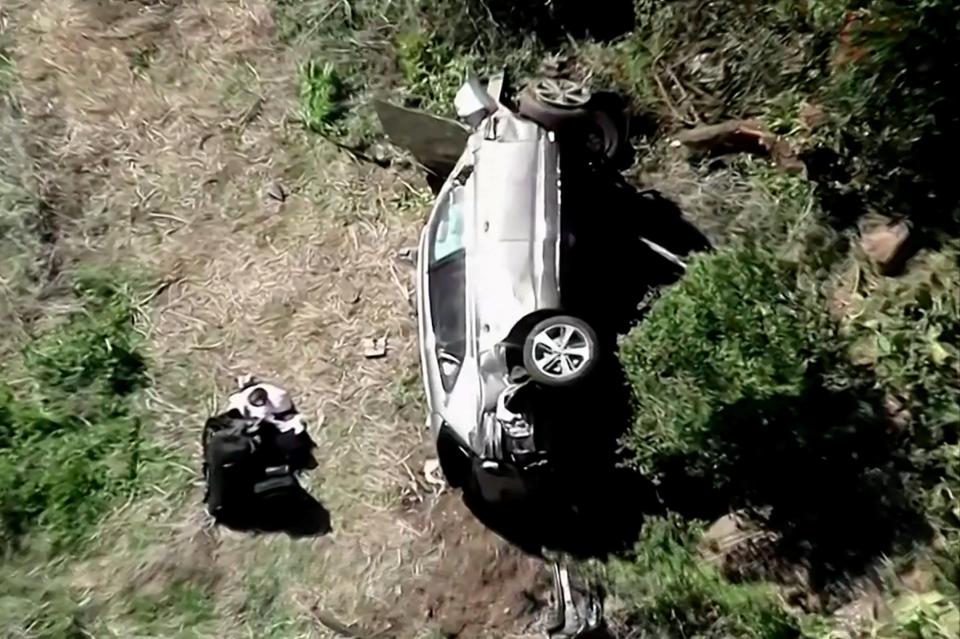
[
  {"left": 471, "top": 116, "right": 561, "bottom": 356},
  {"left": 418, "top": 108, "right": 562, "bottom": 452}
]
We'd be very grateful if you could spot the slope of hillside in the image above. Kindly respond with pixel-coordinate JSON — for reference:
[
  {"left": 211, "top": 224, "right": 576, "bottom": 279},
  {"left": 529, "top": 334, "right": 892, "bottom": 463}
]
[{"left": 1, "top": 2, "right": 957, "bottom": 638}]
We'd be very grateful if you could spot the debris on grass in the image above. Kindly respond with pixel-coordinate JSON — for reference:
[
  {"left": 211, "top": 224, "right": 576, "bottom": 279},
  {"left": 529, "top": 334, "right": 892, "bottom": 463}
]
[
  {"left": 858, "top": 216, "right": 913, "bottom": 275},
  {"left": 361, "top": 336, "right": 388, "bottom": 359}
]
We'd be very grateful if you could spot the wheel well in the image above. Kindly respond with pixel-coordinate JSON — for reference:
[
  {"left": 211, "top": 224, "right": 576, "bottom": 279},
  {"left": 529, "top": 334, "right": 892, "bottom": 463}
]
[
  {"left": 505, "top": 310, "right": 561, "bottom": 347},
  {"left": 501, "top": 311, "right": 561, "bottom": 373}
]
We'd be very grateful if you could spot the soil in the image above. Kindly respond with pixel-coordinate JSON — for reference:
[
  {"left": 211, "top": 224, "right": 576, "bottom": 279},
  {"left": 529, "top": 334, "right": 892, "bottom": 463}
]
[{"left": 400, "top": 493, "right": 554, "bottom": 638}]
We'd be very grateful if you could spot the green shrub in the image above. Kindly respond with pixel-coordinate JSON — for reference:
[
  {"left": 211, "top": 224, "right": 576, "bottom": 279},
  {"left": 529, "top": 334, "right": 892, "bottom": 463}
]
[
  {"left": 822, "top": 0, "right": 960, "bottom": 227},
  {"left": 395, "top": 30, "right": 476, "bottom": 112},
  {"left": 25, "top": 272, "right": 145, "bottom": 399},
  {"left": 584, "top": 0, "right": 831, "bottom": 122},
  {"left": 0, "top": 272, "right": 151, "bottom": 551},
  {"left": 842, "top": 247, "right": 960, "bottom": 439},
  {"left": 619, "top": 243, "right": 832, "bottom": 482},
  {"left": 841, "top": 245, "right": 960, "bottom": 570},
  {"left": 603, "top": 516, "right": 799, "bottom": 639}
]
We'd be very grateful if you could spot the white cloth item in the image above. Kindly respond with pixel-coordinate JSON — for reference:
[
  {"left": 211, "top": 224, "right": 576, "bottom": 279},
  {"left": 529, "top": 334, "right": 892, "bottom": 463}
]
[{"left": 226, "top": 380, "right": 307, "bottom": 435}]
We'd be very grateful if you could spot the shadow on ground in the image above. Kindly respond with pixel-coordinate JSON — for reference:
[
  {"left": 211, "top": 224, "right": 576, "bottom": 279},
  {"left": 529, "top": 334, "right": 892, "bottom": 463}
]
[
  {"left": 215, "top": 484, "right": 333, "bottom": 538},
  {"left": 656, "top": 375, "right": 933, "bottom": 603},
  {"left": 475, "top": 0, "right": 636, "bottom": 46}
]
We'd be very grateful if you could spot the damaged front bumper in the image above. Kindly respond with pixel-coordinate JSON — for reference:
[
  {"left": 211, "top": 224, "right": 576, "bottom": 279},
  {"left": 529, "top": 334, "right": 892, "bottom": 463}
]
[{"left": 470, "top": 381, "right": 551, "bottom": 503}]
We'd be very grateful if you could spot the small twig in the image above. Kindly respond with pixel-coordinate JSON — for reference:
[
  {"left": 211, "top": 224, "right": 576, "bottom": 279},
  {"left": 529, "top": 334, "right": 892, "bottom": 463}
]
[
  {"left": 303, "top": 601, "right": 376, "bottom": 639},
  {"left": 297, "top": 0, "right": 349, "bottom": 42},
  {"left": 139, "top": 275, "right": 185, "bottom": 306},
  {"left": 387, "top": 262, "right": 409, "bottom": 302},
  {"left": 665, "top": 66, "right": 706, "bottom": 124},
  {"left": 147, "top": 212, "right": 189, "bottom": 225},
  {"left": 232, "top": 96, "right": 264, "bottom": 131}
]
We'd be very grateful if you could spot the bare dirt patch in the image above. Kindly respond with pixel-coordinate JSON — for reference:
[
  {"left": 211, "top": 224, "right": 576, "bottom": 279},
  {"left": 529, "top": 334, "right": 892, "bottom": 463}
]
[{"left": 392, "top": 493, "right": 553, "bottom": 639}]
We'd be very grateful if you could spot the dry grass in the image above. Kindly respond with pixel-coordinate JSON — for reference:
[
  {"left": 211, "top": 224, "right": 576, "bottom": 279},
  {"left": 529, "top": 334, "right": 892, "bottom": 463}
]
[{"left": 1, "top": 0, "right": 470, "bottom": 636}]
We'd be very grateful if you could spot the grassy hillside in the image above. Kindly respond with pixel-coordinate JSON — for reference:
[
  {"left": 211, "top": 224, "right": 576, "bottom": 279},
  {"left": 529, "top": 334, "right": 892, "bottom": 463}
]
[{"left": 1, "top": 1, "right": 957, "bottom": 638}]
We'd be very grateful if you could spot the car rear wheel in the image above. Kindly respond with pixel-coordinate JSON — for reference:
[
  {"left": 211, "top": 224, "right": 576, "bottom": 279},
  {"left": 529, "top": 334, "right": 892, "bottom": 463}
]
[
  {"left": 518, "top": 78, "right": 622, "bottom": 160},
  {"left": 523, "top": 315, "right": 598, "bottom": 387}
]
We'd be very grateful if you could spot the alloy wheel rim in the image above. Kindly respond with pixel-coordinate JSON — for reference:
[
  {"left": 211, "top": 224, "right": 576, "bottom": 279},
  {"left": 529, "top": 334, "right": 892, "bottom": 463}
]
[
  {"left": 532, "top": 324, "right": 591, "bottom": 379},
  {"left": 532, "top": 78, "right": 591, "bottom": 108}
]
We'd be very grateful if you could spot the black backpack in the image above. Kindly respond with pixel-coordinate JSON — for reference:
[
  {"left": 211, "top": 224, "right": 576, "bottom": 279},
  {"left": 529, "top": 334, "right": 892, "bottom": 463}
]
[
  {"left": 202, "top": 412, "right": 315, "bottom": 521},
  {"left": 202, "top": 413, "right": 259, "bottom": 517}
]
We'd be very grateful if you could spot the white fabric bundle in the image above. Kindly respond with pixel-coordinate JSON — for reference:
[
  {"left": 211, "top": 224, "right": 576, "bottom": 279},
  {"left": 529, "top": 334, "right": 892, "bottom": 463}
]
[{"left": 225, "top": 375, "right": 307, "bottom": 435}]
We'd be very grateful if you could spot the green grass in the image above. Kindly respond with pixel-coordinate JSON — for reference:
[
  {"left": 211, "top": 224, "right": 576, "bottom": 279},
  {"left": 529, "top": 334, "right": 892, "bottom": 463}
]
[
  {"left": 299, "top": 59, "right": 345, "bottom": 134},
  {"left": 0, "top": 272, "right": 155, "bottom": 551},
  {"left": 395, "top": 30, "right": 476, "bottom": 112},
  {"left": 236, "top": 560, "right": 311, "bottom": 638},
  {"left": 128, "top": 581, "right": 216, "bottom": 631},
  {"left": 0, "top": 564, "right": 87, "bottom": 639},
  {"left": 0, "top": 271, "right": 192, "bottom": 637},
  {"left": 602, "top": 516, "right": 799, "bottom": 639}
]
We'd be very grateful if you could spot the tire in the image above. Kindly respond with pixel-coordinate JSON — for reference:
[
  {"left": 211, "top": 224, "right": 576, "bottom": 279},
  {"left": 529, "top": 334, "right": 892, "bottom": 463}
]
[
  {"left": 518, "top": 83, "right": 590, "bottom": 128},
  {"left": 523, "top": 315, "right": 598, "bottom": 387},
  {"left": 585, "top": 110, "right": 621, "bottom": 160},
  {"left": 518, "top": 81, "right": 622, "bottom": 160}
]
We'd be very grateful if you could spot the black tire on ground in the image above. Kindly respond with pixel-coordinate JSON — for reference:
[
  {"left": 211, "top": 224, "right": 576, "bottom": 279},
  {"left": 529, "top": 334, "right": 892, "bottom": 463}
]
[
  {"left": 586, "top": 110, "right": 621, "bottom": 160},
  {"left": 523, "top": 315, "right": 599, "bottom": 387},
  {"left": 518, "top": 86, "right": 622, "bottom": 160}
]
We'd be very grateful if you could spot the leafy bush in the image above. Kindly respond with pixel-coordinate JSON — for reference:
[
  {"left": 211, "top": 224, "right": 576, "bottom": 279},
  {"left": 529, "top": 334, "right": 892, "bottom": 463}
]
[
  {"left": 584, "top": 0, "right": 831, "bottom": 123},
  {"left": 603, "top": 516, "right": 799, "bottom": 639},
  {"left": 820, "top": 0, "right": 960, "bottom": 228},
  {"left": 395, "top": 30, "right": 477, "bottom": 112},
  {"left": 24, "top": 272, "right": 146, "bottom": 398},
  {"left": 841, "top": 245, "right": 960, "bottom": 570},
  {"left": 617, "top": 238, "right": 938, "bottom": 586},
  {"left": 619, "top": 243, "right": 832, "bottom": 482},
  {"left": 0, "top": 272, "right": 151, "bottom": 551}
]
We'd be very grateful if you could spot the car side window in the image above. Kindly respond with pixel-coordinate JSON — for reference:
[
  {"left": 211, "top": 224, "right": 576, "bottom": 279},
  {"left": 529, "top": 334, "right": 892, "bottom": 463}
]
[
  {"left": 430, "top": 187, "right": 465, "bottom": 264},
  {"left": 427, "top": 187, "right": 467, "bottom": 363}
]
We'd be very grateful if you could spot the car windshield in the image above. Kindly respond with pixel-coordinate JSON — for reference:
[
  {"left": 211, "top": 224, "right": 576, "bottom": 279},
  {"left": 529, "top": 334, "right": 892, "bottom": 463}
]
[{"left": 428, "top": 188, "right": 467, "bottom": 362}]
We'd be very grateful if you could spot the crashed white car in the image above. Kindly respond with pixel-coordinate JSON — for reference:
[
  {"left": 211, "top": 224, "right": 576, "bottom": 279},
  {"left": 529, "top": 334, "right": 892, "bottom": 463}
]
[
  {"left": 378, "top": 75, "right": 645, "bottom": 639},
  {"left": 378, "top": 75, "right": 628, "bottom": 498}
]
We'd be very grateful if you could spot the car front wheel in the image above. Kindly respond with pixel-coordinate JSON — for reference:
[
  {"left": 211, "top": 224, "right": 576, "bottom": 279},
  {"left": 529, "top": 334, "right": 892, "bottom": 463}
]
[{"left": 523, "top": 315, "right": 598, "bottom": 387}]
